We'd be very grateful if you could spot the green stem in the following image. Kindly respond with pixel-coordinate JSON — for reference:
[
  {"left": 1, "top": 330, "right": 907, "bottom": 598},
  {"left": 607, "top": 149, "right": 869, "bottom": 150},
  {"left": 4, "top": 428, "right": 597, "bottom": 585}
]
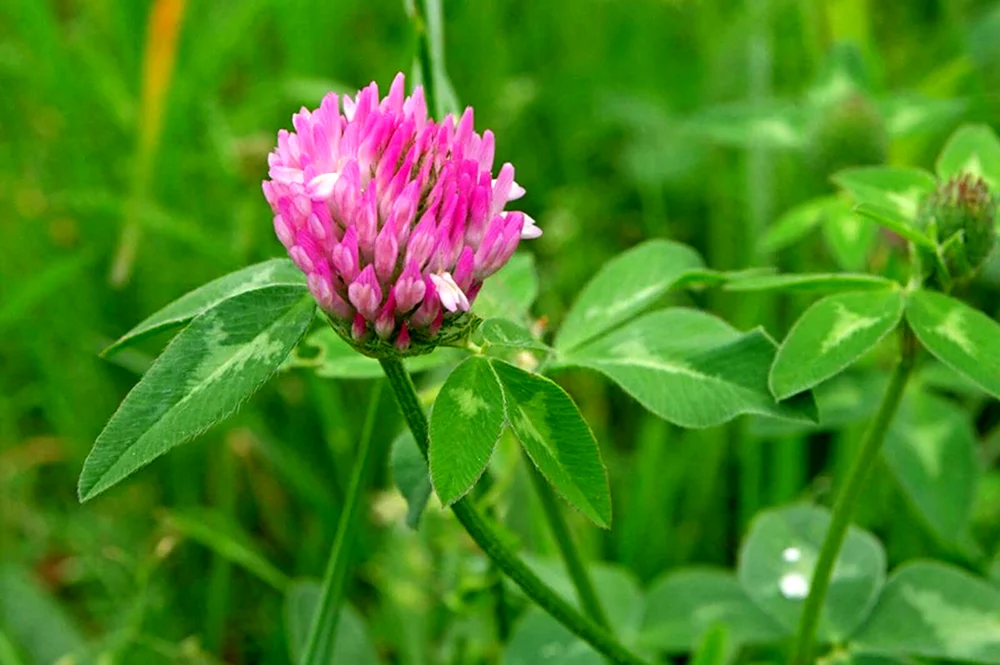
[
  {"left": 489, "top": 559, "right": 510, "bottom": 643},
  {"left": 738, "top": 0, "right": 774, "bottom": 532},
  {"left": 411, "top": 0, "right": 438, "bottom": 116},
  {"left": 526, "top": 460, "right": 611, "bottom": 630},
  {"left": 771, "top": 435, "right": 806, "bottom": 505},
  {"left": 204, "top": 439, "right": 238, "bottom": 654},
  {"left": 477, "top": 469, "right": 512, "bottom": 643},
  {"left": 300, "top": 383, "right": 384, "bottom": 665},
  {"left": 790, "top": 325, "right": 917, "bottom": 665},
  {"left": 378, "top": 358, "right": 647, "bottom": 665}
]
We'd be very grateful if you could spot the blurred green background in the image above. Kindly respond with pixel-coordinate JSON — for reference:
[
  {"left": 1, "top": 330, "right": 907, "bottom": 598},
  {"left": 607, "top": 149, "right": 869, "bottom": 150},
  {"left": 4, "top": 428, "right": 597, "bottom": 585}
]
[{"left": 2, "top": 0, "right": 1000, "bottom": 663}]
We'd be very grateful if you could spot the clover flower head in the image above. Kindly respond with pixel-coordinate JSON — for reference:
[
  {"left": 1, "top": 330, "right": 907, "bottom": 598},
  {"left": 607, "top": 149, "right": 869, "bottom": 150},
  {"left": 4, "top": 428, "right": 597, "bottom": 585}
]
[{"left": 263, "top": 73, "right": 540, "bottom": 355}]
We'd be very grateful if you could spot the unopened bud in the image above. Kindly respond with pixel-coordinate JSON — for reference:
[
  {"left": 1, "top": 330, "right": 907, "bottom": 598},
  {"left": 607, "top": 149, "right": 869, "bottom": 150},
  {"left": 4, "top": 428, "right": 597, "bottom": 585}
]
[
  {"left": 807, "top": 92, "right": 889, "bottom": 176},
  {"left": 917, "top": 174, "right": 997, "bottom": 286}
]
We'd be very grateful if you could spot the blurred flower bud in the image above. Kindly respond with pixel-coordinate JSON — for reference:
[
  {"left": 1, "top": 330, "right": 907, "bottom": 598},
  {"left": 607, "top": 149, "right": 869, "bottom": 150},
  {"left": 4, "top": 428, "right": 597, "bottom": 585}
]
[{"left": 806, "top": 92, "right": 889, "bottom": 176}]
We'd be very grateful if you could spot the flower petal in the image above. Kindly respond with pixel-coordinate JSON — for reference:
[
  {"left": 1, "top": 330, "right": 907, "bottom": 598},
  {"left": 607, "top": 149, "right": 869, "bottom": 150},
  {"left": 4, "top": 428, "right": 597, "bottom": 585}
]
[
  {"left": 429, "top": 272, "right": 470, "bottom": 312},
  {"left": 520, "top": 213, "right": 543, "bottom": 239},
  {"left": 306, "top": 172, "right": 340, "bottom": 199}
]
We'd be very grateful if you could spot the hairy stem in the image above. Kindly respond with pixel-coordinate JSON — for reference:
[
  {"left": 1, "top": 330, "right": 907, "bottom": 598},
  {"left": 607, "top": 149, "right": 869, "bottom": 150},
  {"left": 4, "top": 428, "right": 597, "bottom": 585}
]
[
  {"left": 300, "top": 383, "right": 383, "bottom": 665},
  {"left": 790, "top": 325, "right": 917, "bottom": 665},
  {"left": 527, "top": 460, "right": 611, "bottom": 630},
  {"left": 378, "top": 358, "right": 647, "bottom": 665}
]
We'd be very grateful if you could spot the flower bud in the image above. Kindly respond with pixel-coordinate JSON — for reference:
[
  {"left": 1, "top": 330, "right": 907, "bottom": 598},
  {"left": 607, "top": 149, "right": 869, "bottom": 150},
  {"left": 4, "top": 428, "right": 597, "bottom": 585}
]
[
  {"left": 917, "top": 173, "right": 997, "bottom": 286},
  {"left": 806, "top": 92, "right": 889, "bottom": 176}
]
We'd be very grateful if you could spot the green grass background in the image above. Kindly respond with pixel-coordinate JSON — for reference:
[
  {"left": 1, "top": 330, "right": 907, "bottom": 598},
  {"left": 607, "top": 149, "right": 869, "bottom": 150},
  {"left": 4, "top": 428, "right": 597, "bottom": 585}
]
[{"left": 2, "top": 0, "right": 1000, "bottom": 663}]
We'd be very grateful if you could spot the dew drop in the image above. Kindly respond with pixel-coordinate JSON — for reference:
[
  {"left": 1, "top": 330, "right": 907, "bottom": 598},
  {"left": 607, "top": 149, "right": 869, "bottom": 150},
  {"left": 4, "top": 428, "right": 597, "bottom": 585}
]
[
  {"left": 782, "top": 546, "right": 802, "bottom": 563},
  {"left": 779, "top": 572, "right": 810, "bottom": 600}
]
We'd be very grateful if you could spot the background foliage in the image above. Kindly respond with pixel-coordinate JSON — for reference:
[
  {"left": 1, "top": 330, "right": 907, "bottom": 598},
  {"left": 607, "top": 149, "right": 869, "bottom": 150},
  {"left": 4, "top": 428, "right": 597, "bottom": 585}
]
[{"left": 2, "top": 0, "right": 1000, "bottom": 663}]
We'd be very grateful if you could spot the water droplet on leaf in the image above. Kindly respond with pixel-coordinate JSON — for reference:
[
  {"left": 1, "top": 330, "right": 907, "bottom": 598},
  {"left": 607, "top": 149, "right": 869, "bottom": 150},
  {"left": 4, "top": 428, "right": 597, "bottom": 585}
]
[
  {"left": 779, "top": 572, "right": 810, "bottom": 600},
  {"left": 782, "top": 546, "right": 802, "bottom": 563}
]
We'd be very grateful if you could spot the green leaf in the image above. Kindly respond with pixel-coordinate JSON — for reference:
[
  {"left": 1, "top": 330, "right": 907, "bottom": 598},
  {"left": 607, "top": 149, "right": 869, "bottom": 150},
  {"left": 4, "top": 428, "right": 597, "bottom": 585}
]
[
  {"left": 758, "top": 196, "right": 841, "bottom": 255},
  {"left": 557, "top": 309, "right": 818, "bottom": 429},
  {"left": 103, "top": 258, "right": 306, "bottom": 356},
  {"left": 555, "top": 240, "right": 704, "bottom": 352},
  {"left": 473, "top": 253, "right": 539, "bottom": 322},
  {"left": 918, "top": 361, "right": 988, "bottom": 399},
  {"left": 880, "top": 95, "right": 967, "bottom": 138},
  {"left": 689, "top": 624, "right": 730, "bottom": 665},
  {"left": 390, "top": 431, "right": 432, "bottom": 529},
  {"left": 833, "top": 166, "right": 938, "bottom": 222},
  {"left": 490, "top": 359, "right": 612, "bottom": 528},
  {"left": 770, "top": 289, "right": 905, "bottom": 400},
  {"left": 163, "top": 510, "right": 290, "bottom": 591},
  {"left": 808, "top": 41, "right": 868, "bottom": 106},
  {"left": 284, "top": 580, "right": 379, "bottom": 665},
  {"left": 639, "top": 569, "right": 786, "bottom": 653},
  {"left": 823, "top": 203, "right": 879, "bottom": 272},
  {"left": 853, "top": 561, "right": 1000, "bottom": 663},
  {"left": 0, "top": 565, "right": 86, "bottom": 665},
  {"left": 78, "top": 286, "right": 316, "bottom": 501},
  {"left": 936, "top": 124, "right": 1000, "bottom": 189},
  {"left": 883, "top": 392, "right": 978, "bottom": 546},
  {"left": 724, "top": 273, "right": 896, "bottom": 294},
  {"left": 686, "top": 101, "right": 807, "bottom": 149},
  {"left": 480, "top": 318, "right": 550, "bottom": 351},
  {"left": 905, "top": 290, "right": 1000, "bottom": 399},
  {"left": 429, "top": 357, "right": 506, "bottom": 505},
  {"left": 287, "top": 327, "right": 460, "bottom": 379},
  {"left": 853, "top": 202, "right": 935, "bottom": 248},
  {"left": 671, "top": 267, "right": 776, "bottom": 291},
  {"left": 504, "top": 611, "right": 605, "bottom": 665},
  {"left": 749, "top": 371, "right": 888, "bottom": 438},
  {"left": 737, "top": 505, "right": 886, "bottom": 642}
]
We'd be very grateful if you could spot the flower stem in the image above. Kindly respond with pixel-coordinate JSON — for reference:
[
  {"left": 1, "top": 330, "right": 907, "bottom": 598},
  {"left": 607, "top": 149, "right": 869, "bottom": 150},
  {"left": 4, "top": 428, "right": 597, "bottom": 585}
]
[
  {"left": 378, "top": 358, "right": 647, "bottom": 665},
  {"left": 526, "top": 459, "right": 611, "bottom": 630},
  {"left": 300, "top": 382, "right": 384, "bottom": 665},
  {"left": 790, "top": 325, "right": 917, "bottom": 665}
]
